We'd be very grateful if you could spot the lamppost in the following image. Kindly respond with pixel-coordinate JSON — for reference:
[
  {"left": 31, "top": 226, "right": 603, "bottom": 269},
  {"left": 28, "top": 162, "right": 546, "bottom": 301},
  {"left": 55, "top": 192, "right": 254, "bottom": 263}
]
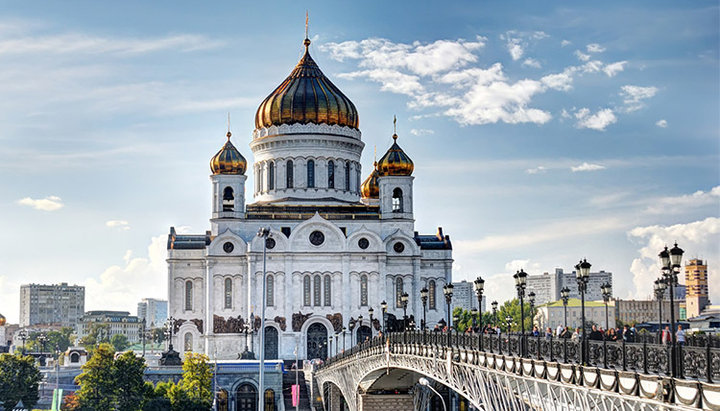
[
  {"left": 380, "top": 301, "right": 388, "bottom": 334},
  {"left": 659, "top": 242, "right": 684, "bottom": 377},
  {"left": 654, "top": 278, "right": 667, "bottom": 344},
  {"left": 368, "top": 307, "right": 374, "bottom": 337},
  {"left": 334, "top": 332, "right": 339, "bottom": 356},
  {"left": 513, "top": 269, "right": 528, "bottom": 357},
  {"left": 528, "top": 291, "right": 536, "bottom": 332},
  {"left": 575, "top": 258, "right": 591, "bottom": 365},
  {"left": 474, "top": 276, "right": 485, "bottom": 350},
  {"left": 342, "top": 327, "right": 346, "bottom": 351},
  {"left": 141, "top": 318, "right": 147, "bottom": 358},
  {"left": 400, "top": 292, "right": 409, "bottom": 331},
  {"left": 18, "top": 330, "right": 27, "bottom": 355},
  {"left": 561, "top": 287, "right": 570, "bottom": 330},
  {"left": 443, "top": 284, "right": 454, "bottom": 330},
  {"left": 601, "top": 283, "right": 612, "bottom": 334},
  {"left": 420, "top": 287, "right": 429, "bottom": 331},
  {"left": 38, "top": 333, "right": 47, "bottom": 365},
  {"left": 453, "top": 314, "right": 460, "bottom": 337},
  {"left": 257, "top": 227, "right": 272, "bottom": 411},
  {"left": 491, "top": 301, "right": 498, "bottom": 326},
  {"left": 348, "top": 319, "right": 356, "bottom": 346},
  {"left": 470, "top": 308, "right": 478, "bottom": 332}
]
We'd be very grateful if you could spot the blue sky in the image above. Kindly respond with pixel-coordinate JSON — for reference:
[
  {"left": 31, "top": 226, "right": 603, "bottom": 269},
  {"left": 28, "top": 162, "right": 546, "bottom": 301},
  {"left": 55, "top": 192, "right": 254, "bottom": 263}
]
[{"left": 0, "top": 1, "right": 718, "bottom": 322}]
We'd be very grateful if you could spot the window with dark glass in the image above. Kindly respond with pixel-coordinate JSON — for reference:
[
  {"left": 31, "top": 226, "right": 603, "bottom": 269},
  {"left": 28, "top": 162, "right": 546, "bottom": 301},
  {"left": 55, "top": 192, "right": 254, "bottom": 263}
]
[
  {"left": 286, "top": 160, "right": 294, "bottom": 188},
  {"left": 184, "top": 333, "right": 193, "bottom": 351},
  {"left": 224, "top": 278, "right": 232, "bottom": 309},
  {"left": 303, "top": 276, "right": 311, "bottom": 306},
  {"left": 314, "top": 275, "right": 321, "bottom": 306},
  {"left": 345, "top": 162, "right": 350, "bottom": 191},
  {"left": 268, "top": 162, "right": 275, "bottom": 190},
  {"left": 324, "top": 275, "right": 331, "bottom": 306},
  {"left": 185, "top": 280, "right": 193, "bottom": 311},
  {"left": 267, "top": 275, "right": 274, "bottom": 307},
  {"left": 428, "top": 280, "right": 436, "bottom": 310},
  {"left": 392, "top": 188, "right": 403, "bottom": 212},
  {"left": 395, "top": 277, "right": 404, "bottom": 308},
  {"left": 307, "top": 159, "right": 315, "bottom": 188},
  {"left": 328, "top": 160, "right": 335, "bottom": 188},
  {"left": 360, "top": 275, "right": 368, "bottom": 306}
]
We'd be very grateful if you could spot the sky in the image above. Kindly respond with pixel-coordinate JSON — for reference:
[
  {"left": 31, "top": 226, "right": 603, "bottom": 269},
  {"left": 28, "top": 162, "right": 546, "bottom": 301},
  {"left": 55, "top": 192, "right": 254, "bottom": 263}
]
[{"left": 0, "top": 1, "right": 718, "bottom": 323}]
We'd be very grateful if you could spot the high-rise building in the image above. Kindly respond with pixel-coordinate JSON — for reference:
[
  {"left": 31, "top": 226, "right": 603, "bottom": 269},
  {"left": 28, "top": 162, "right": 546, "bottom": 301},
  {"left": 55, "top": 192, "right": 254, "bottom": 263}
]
[
  {"left": 526, "top": 268, "right": 613, "bottom": 306},
  {"left": 137, "top": 298, "right": 168, "bottom": 328},
  {"left": 450, "top": 280, "right": 486, "bottom": 313},
  {"left": 685, "top": 258, "right": 710, "bottom": 318},
  {"left": 19, "top": 283, "right": 85, "bottom": 327}
]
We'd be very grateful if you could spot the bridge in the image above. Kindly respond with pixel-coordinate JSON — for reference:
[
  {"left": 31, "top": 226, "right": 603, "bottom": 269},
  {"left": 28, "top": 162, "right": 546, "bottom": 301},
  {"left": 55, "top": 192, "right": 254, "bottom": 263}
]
[{"left": 313, "top": 331, "right": 720, "bottom": 410}]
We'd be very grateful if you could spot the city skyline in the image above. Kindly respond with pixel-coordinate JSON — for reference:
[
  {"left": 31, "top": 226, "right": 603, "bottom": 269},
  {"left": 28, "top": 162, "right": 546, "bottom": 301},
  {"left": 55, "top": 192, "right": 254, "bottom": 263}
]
[{"left": 0, "top": 1, "right": 718, "bottom": 323}]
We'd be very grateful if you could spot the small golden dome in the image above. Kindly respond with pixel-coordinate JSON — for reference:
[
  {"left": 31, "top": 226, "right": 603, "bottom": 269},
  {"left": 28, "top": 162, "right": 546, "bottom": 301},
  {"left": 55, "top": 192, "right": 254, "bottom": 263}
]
[
  {"left": 210, "top": 131, "right": 247, "bottom": 175},
  {"left": 361, "top": 162, "right": 380, "bottom": 199},
  {"left": 377, "top": 133, "right": 414, "bottom": 176},
  {"left": 255, "top": 38, "right": 359, "bottom": 131},
  {"left": 0, "top": 313, "right": 5, "bottom": 326}
]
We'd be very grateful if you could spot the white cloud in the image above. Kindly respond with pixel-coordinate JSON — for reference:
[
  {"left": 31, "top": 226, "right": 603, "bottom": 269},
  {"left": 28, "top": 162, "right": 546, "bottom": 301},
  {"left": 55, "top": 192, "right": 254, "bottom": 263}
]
[
  {"left": 526, "top": 166, "right": 547, "bottom": 174},
  {"left": 508, "top": 41, "right": 524, "bottom": 61},
  {"left": 620, "top": 85, "right": 658, "bottom": 112},
  {"left": 586, "top": 43, "right": 606, "bottom": 53},
  {"left": 84, "top": 235, "right": 167, "bottom": 312},
  {"left": 581, "top": 60, "right": 603, "bottom": 73},
  {"left": 575, "top": 50, "right": 591, "bottom": 62},
  {"left": 532, "top": 31, "right": 549, "bottom": 40},
  {"left": 106, "top": 220, "right": 130, "bottom": 230},
  {"left": 644, "top": 186, "right": 720, "bottom": 214},
  {"left": 574, "top": 108, "right": 617, "bottom": 130},
  {"left": 602, "top": 61, "right": 627, "bottom": 77},
  {"left": 339, "top": 69, "right": 423, "bottom": 95},
  {"left": 561, "top": 40, "right": 572, "bottom": 47},
  {"left": 628, "top": 217, "right": 720, "bottom": 301},
  {"left": 656, "top": 119, "right": 668, "bottom": 128},
  {"left": 17, "top": 195, "right": 64, "bottom": 211},
  {"left": 410, "top": 128, "right": 434, "bottom": 136},
  {"left": 571, "top": 162, "right": 606, "bottom": 172},
  {"left": 522, "top": 58, "right": 541, "bottom": 68},
  {"left": 504, "top": 259, "right": 541, "bottom": 273},
  {"left": 541, "top": 69, "right": 575, "bottom": 91}
]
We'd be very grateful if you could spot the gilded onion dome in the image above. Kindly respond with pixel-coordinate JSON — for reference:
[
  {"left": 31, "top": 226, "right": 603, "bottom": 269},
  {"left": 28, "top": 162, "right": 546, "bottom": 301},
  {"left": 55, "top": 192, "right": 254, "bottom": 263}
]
[
  {"left": 210, "top": 131, "right": 247, "bottom": 175},
  {"left": 377, "top": 133, "right": 414, "bottom": 176},
  {"left": 360, "top": 161, "right": 380, "bottom": 199},
  {"left": 254, "top": 38, "right": 359, "bottom": 130},
  {"left": 0, "top": 313, "right": 5, "bottom": 326}
]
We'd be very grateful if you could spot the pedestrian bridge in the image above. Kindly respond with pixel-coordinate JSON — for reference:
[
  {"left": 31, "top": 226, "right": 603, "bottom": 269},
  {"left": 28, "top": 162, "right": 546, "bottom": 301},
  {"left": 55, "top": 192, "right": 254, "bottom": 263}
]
[{"left": 313, "top": 331, "right": 720, "bottom": 410}]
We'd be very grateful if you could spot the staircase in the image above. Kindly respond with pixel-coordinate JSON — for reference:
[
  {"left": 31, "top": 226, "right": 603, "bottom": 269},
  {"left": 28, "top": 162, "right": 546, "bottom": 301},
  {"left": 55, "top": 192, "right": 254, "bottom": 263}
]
[{"left": 283, "top": 362, "right": 311, "bottom": 410}]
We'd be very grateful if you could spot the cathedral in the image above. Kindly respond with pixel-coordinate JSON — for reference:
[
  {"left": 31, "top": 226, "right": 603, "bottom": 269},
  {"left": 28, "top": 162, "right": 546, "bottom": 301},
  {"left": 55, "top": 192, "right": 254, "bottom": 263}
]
[{"left": 167, "top": 34, "right": 453, "bottom": 361}]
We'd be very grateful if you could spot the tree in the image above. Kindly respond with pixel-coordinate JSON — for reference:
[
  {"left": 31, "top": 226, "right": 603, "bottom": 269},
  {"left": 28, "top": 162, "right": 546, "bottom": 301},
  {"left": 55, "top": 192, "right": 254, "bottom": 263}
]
[
  {"left": 111, "top": 334, "right": 130, "bottom": 352},
  {"left": 114, "top": 351, "right": 147, "bottom": 411},
  {"left": 177, "top": 353, "right": 212, "bottom": 406},
  {"left": 75, "top": 343, "right": 117, "bottom": 410},
  {"left": 496, "top": 298, "right": 536, "bottom": 333},
  {"left": 0, "top": 353, "right": 42, "bottom": 410},
  {"left": 80, "top": 324, "right": 110, "bottom": 348}
]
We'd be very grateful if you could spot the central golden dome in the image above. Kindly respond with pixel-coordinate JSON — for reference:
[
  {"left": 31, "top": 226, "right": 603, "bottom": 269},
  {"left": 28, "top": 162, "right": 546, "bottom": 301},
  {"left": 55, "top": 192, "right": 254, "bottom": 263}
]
[{"left": 255, "top": 39, "right": 359, "bottom": 131}]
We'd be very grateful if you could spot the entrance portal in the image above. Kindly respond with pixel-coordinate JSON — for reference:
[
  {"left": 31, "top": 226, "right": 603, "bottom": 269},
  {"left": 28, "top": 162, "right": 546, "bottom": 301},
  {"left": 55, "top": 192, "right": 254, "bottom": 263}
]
[
  {"left": 306, "top": 322, "right": 328, "bottom": 360},
  {"left": 235, "top": 383, "right": 257, "bottom": 411}
]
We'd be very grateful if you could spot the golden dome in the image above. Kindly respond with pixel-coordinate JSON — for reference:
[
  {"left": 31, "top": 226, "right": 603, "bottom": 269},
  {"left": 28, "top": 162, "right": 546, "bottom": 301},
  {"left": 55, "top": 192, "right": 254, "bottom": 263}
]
[
  {"left": 377, "top": 133, "right": 414, "bottom": 176},
  {"left": 210, "top": 131, "right": 247, "bottom": 175},
  {"left": 361, "top": 161, "right": 380, "bottom": 199},
  {"left": 255, "top": 38, "right": 359, "bottom": 131},
  {"left": 0, "top": 313, "right": 5, "bottom": 326}
]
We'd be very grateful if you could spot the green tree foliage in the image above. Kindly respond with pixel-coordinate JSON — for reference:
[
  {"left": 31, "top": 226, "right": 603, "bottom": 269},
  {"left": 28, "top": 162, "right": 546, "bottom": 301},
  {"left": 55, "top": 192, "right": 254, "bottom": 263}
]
[
  {"left": 111, "top": 334, "right": 130, "bottom": 352},
  {"left": 496, "top": 298, "right": 536, "bottom": 333},
  {"left": 75, "top": 343, "right": 117, "bottom": 410},
  {"left": 114, "top": 351, "right": 147, "bottom": 411},
  {"left": 0, "top": 353, "right": 42, "bottom": 410},
  {"left": 25, "top": 327, "right": 74, "bottom": 353},
  {"left": 80, "top": 324, "right": 111, "bottom": 348},
  {"left": 177, "top": 353, "right": 212, "bottom": 407},
  {"left": 150, "top": 328, "right": 166, "bottom": 344}
]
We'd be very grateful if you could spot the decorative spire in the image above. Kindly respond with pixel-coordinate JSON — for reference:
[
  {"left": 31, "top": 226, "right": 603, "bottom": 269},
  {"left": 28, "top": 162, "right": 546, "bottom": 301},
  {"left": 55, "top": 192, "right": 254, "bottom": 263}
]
[
  {"left": 226, "top": 112, "right": 232, "bottom": 139},
  {"left": 393, "top": 115, "right": 397, "bottom": 139},
  {"left": 304, "top": 11, "right": 311, "bottom": 48}
]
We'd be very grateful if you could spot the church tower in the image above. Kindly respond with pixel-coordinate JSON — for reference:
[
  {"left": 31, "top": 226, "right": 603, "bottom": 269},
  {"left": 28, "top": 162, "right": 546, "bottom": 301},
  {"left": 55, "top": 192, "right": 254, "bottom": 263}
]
[
  {"left": 210, "top": 131, "right": 248, "bottom": 221},
  {"left": 376, "top": 125, "right": 414, "bottom": 221}
]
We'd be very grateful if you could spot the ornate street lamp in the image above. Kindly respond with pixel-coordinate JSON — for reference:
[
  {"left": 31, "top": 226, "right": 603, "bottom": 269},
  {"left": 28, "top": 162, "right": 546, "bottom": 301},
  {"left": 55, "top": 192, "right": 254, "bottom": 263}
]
[
  {"left": 380, "top": 301, "right": 388, "bottom": 334},
  {"left": 348, "top": 318, "right": 356, "bottom": 346},
  {"left": 560, "top": 287, "right": 570, "bottom": 330},
  {"left": 654, "top": 278, "right": 667, "bottom": 344},
  {"left": 18, "top": 329, "right": 28, "bottom": 355},
  {"left": 528, "top": 291, "right": 536, "bottom": 330},
  {"left": 342, "top": 326, "right": 347, "bottom": 351},
  {"left": 513, "top": 269, "right": 528, "bottom": 357},
  {"left": 368, "top": 307, "right": 374, "bottom": 337},
  {"left": 474, "top": 276, "right": 485, "bottom": 350},
  {"left": 601, "top": 282, "right": 612, "bottom": 368},
  {"left": 659, "top": 242, "right": 684, "bottom": 377},
  {"left": 256, "top": 227, "right": 272, "bottom": 411},
  {"left": 470, "top": 308, "right": 478, "bottom": 332},
  {"left": 575, "top": 258, "right": 591, "bottom": 365},
  {"left": 491, "top": 301, "right": 498, "bottom": 326},
  {"left": 400, "top": 292, "right": 409, "bottom": 331},
  {"left": 420, "top": 287, "right": 429, "bottom": 331},
  {"left": 443, "top": 284, "right": 454, "bottom": 331}
]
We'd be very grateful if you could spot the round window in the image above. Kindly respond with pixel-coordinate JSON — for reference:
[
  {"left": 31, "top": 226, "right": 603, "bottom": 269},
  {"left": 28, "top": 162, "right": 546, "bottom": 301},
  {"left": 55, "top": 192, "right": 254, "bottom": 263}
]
[
  {"left": 223, "top": 242, "right": 234, "bottom": 253},
  {"left": 309, "top": 231, "right": 325, "bottom": 246},
  {"left": 393, "top": 242, "right": 405, "bottom": 253},
  {"left": 265, "top": 238, "right": 276, "bottom": 249},
  {"left": 358, "top": 238, "right": 369, "bottom": 249}
]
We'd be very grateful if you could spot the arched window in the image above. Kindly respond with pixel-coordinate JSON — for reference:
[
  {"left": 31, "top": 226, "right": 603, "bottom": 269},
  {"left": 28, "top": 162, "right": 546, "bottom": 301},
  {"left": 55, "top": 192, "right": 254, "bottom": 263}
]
[
  {"left": 258, "top": 166, "right": 264, "bottom": 192},
  {"left": 356, "top": 169, "right": 361, "bottom": 193},
  {"left": 185, "top": 281, "right": 193, "bottom": 311},
  {"left": 286, "top": 160, "right": 294, "bottom": 188},
  {"left": 360, "top": 275, "right": 368, "bottom": 306},
  {"left": 345, "top": 162, "right": 351, "bottom": 191},
  {"left": 395, "top": 277, "right": 404, "bottom": 308},
  {"left": 224, "top": 278, "right": 232, "bottom": 309},
  {"left": 327, "top": 160, "right": 335, "bottom": 188},
  {"left": 314, "top": 275, "right": 321, "bottom": 306},
  {"left": 307, "top": 159, "right": 315, "bottom": 188},
  {"left": 268, "top": 162, "right": 275, "bottom": 190},
  {"left": 324, "top": 275, "right": 331, "bottom": 306},
  {"left": 266, "top": 275, "right": 274, "bottom": 307},
  {"left": 223, "top": 187, "right": 234, "bottom": 212},
  {"left": 184, "top": 332, "right": 193, "bottom": 352},
  {"left": 264, "top": 389, "right": 275, "bottom": 411},
  {"left": 428, "top": 280, "right": 436, "bottom": 310},
  {"left": 303, "top": 276, "right": 311, "bottom": 306},
  {"left": 392, "top": 188, "right": 403, "bottom": 212}
]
